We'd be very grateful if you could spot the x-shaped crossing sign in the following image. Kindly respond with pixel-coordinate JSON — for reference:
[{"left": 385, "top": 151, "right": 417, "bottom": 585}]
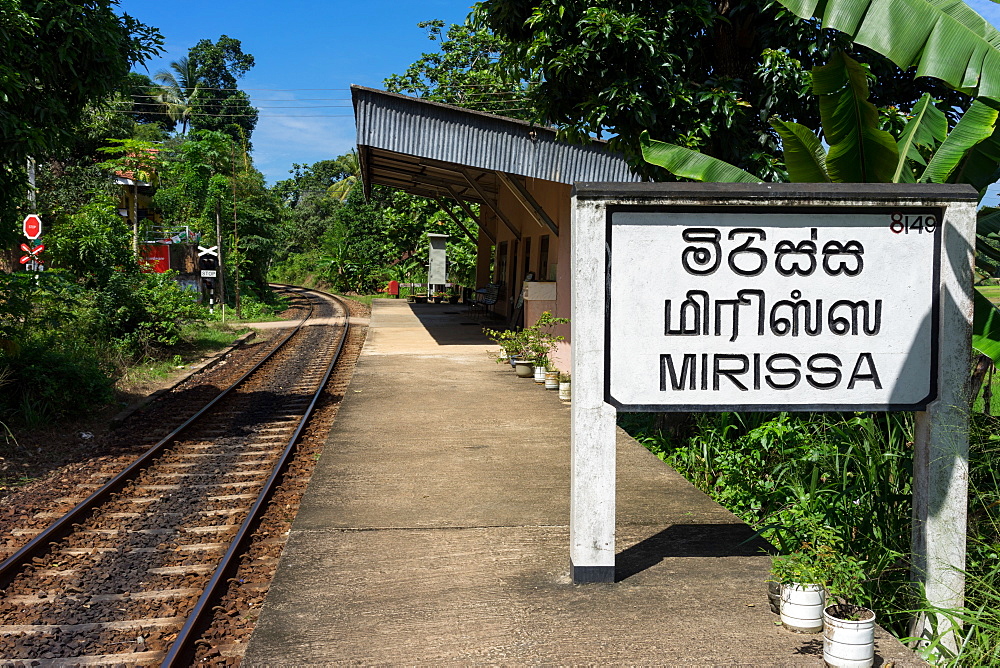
[{"left": 198, "top": 245, "right": 219, "bottom": 258}]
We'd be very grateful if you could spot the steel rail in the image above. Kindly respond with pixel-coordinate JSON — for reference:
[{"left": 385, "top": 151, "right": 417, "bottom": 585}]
[
  {"left": 0, "top": 289, "right": 316, "bottom": 591},
  {"left": 162, "top": 291, "right": 351, "bottom": 666}
]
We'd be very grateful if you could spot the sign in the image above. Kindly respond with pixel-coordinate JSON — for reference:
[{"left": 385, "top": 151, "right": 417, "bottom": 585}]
[
  {"left": 198, "top": 245, "right": 218, "bottom": 257},
  {"left": 607, "top": 206, "right": 939, "bottom": 412},
  {"left": 427, "top": 233, "right": 449, "bottom": 286},
  {"left": 22, "top": 214, "right": 41, "bottom": 240},
  {"left": 200, "top": 270, "right": 217, "bottom": 278},
  {"left": 19, "top": 243, "right": 44, "bottom": 266}
]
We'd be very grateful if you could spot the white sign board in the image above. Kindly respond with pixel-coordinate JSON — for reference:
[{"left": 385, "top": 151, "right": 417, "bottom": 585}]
[
  {"left": 607, "top": 206, "right": 940, "bottom": 412},
  {"left": 427, "top": 233, "right": 449, "bottom": 286},
  {"left": 200, "top": 270, "right": 217, "bottom": 278}
]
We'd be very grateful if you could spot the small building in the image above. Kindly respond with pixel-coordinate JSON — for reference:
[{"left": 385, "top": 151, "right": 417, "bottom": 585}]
[{"left": 352, "top": 86, "right": 641, "bottom": 368}]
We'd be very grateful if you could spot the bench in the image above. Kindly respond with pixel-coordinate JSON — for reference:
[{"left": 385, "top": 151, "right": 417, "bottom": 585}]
[{"left": 469, "top": 282, "right": 502, "bottom": 317}]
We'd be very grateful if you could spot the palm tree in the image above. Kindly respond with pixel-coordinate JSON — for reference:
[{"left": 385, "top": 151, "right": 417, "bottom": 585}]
[
  {"left": 328, "top": 150, "right": 360, "bottom": 202},
  {"left": 153, "top": 57, "right": 201, "bottom": 134}
]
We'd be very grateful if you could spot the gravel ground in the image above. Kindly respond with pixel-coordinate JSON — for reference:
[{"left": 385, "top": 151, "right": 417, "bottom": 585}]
[{"left": 0, "top": 293, "right": 370, "bottom": 664}]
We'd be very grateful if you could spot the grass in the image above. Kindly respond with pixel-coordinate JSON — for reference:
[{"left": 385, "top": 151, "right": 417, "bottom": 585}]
[
  {"left": 335, "top": 293, "right": 383, "bottom": 306},
  {"left": 973, "top": 368, "right": 1000, "bottom": 414},
  {"left": 117, "top": 321, "right": 246, "bottom": 388},
  {"left": 975, "top": 284, "right": 1000, "bottom": 305},
  {"left": 620, "top": 409, "right": 1000, "bottom": 664}
]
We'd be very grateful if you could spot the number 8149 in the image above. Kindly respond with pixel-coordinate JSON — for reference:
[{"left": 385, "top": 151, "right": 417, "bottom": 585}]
[{"left": 890, "top": 212, "right": 936, "bottom": 234}]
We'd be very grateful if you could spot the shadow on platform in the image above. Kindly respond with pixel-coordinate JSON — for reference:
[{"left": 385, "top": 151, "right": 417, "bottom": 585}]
[
  {"left": 616, "top": 523, "right": 776, "bottom": 581},
  {"left": 403, "top": 301, "right": 497, "bottom": 346}
]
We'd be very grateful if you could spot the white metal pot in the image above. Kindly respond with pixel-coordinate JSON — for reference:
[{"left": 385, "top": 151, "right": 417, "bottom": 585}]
[
  {"left": 544, "top": 371, "right": 560, "bottom": 389},
  {"left": 823, "top": 604, "right": 875, "bottom": 668},
  {"left": 780, "top": 583, "right": 825, "bottom": 633},
  {"left": 533, "top": 365, "right": 546, "bottom": 383},
  {"left": 558, "top": 381, "right": 571, "bottom": 401}
]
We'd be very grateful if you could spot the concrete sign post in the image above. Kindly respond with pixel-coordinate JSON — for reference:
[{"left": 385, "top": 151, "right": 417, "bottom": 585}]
[{"left": 571, "top": 183, "right": 976, "bottom": 647}]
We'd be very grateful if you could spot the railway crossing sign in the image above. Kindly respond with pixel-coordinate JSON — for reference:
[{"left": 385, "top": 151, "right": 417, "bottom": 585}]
[
  {"left": 22, "top": 214, "right": 41, "bottom": 240},
  {"left": 198, "top": 245, "right": 218, "bottom": 257},
  {"left": 19, "top": 243, "right": 44, "bottom": 269}
]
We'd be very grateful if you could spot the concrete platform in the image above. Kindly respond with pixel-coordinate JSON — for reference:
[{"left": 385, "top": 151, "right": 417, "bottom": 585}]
[{"left": 243, "top": 299, "right": 924, "bottom": 665}]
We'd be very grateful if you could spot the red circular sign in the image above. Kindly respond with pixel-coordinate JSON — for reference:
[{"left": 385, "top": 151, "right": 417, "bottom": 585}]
[{"left": 22, "top": 214, "right": 42, "bottom": 240}]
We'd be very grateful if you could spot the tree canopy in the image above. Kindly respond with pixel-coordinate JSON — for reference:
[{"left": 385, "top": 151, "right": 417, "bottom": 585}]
[
  {"left": 0, "top": 0, "right": 161, "bottom": 235},
  {"left": 187, "top": 35, "right": 259, "bottom": 145},
  {"left": 472, "top": 0, "right": 971, "bottom": 179},
  {"left": 384, "top": 19, "right": 535, "bottom": 120}
]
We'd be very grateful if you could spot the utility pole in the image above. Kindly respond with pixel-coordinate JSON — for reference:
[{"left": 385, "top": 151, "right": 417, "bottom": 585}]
[
  {"left": 215, "top": 201, "right": 226, "bottom": 320},
  {"left": 231, "top": 145, "right": 241, "bottom": 319},
  {"left": 26, "top": 157, "right": 36, "bottom": 212},
  {"left": 132, "top": 182, "right": 139, "bottom": 253}
]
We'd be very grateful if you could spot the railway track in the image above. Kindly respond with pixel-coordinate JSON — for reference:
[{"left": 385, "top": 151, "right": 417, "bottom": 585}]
[{"left": 0, "top": 286, "right": 351, "bottom": 665}]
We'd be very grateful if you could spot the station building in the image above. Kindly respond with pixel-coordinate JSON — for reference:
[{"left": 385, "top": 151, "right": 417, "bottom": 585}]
[{"left": 351, "top": 86, "right": 642, "bottom": 369}]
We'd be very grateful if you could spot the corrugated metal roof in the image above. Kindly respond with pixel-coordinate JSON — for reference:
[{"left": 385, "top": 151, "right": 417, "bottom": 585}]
[{"left": 352, "top": 86, "right": 640, "bottom": 187}]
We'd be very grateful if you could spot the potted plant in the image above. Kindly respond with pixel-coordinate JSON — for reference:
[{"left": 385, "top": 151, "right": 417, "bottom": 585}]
[
  {"left": 521, "top": 311, "right": 569, "bottom": 383},
  {"left": 558, "top": 372, "right": 571, "bottom": 401},
  {"left": 823, "top": 602, "right": 875, "bottom": 668},
  {"left": 544, "top": 365, "right": 560, "bottom": 389},
  {"left": 771, "top": 548, "right": 828, "bottom": 634},
  {"left": 770, "top": 520, "right": 866, "bottom": 636},
  {"left": 484, "top": 327, "right": 527, "bottom": 370},
  {"left": 820, "top": 555, "right": 873, "bottom": 668}
]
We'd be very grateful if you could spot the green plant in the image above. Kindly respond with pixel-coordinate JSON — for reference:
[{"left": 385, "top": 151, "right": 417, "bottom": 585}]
[
  {"left": 483, "top": 327, "right": 526, "bottom": 362},
  {"left": 521, "top": 311, "right": 569, "bottom": 366},
  {"left": 771, "top": 516, "right": 866, "bottom": 602}
]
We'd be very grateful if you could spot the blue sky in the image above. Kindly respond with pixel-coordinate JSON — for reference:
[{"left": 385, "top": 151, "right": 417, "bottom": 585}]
[
  {"left": 119, "top": 0, "right": 478, "bottom": 184},
  {"left": 121, "top": 0, "right": 1000, "bottom": 199}
]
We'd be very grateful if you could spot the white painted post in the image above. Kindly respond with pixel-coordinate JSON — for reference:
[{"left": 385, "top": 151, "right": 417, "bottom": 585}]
[
  {"left": 570, "top": 195, "right": 616, "bottom": 583},
  {"left": 910, "top": 200, "right": 977, "bottom": 653}
]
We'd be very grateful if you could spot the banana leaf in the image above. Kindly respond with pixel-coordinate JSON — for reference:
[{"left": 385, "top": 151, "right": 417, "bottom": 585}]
[
  {"left": 813, "top": 52, "right": 899, "bottom": 182},
  {"left": 893, "top": 93, "right": 948, "bottom": 183},
  {"left": 920, "top": 100, "right": 999, "bottom": 183},
  {"left": 973, "top": 289, "right": 1000, "bottom": 364},
  {"left": 775, "top": 0, "right": 1000, "bottom": 105},
  {"left": 770, "top": 117, "right": 832, "bottom": 182},
  {"left": 639, "top": 131, "right": 760, "bottom": 183},
  {"left": 951, "top": 123, "right": 1000, "bottom": 194}
]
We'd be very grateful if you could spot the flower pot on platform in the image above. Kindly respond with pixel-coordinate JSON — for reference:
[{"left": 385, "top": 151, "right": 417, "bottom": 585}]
[
  {"left": 558, "top": 381, "right": 571, "bottom": 401},
  {"left": 767, "top": 581, "right": 781, "bottom": 614},
  {"left": 515, "top": 360, "right": 534, "bottom": 378},
  {"left": 533, "top": 365, "right": 546, "bottom": 383},
  {"left": 780, "top": 583, "right": 825, "bottom": 633},
  {"left": 823, "top": 604, "right": 875, "bottom": 668}
]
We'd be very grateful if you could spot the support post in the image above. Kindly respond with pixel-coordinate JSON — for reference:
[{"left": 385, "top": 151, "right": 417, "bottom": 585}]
[
  {"left": 570, "top": 194, "right": 616, "bottom": 583},
  {"left": 910, "top": 200, "right": 977, "bottom": 653}
]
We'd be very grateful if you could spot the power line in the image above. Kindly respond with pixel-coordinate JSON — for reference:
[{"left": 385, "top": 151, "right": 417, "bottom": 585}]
[
  {"left": 108, "top": 110, "right": 355, "bottom": 118},
  {"left": 127, "top": 82, "right": 540, "bottom": 93}
]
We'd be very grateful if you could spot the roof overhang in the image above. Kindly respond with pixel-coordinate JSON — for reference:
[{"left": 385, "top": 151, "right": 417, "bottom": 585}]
[{"left": 351, "top": 85, "right": 640, "bottom": 208}]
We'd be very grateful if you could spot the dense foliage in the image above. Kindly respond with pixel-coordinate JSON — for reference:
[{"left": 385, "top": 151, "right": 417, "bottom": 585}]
[
  {"left": 472, "top": 0, "right": 970, "bottom": 179},
  {"left": 384, "top": 19, "right": 536, "bottom": 120},
  {"left": 0, "top": 0, "right": 161, "bottom": 242},
  {"left": 620, "top": 409, "right": 1000, "bottom": 663},
  {"left": 271, "top": 158, "right": 478, "bottom": 294},
  {"left": 187, "top": 36, "right": 259, "bottom": 145}
]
